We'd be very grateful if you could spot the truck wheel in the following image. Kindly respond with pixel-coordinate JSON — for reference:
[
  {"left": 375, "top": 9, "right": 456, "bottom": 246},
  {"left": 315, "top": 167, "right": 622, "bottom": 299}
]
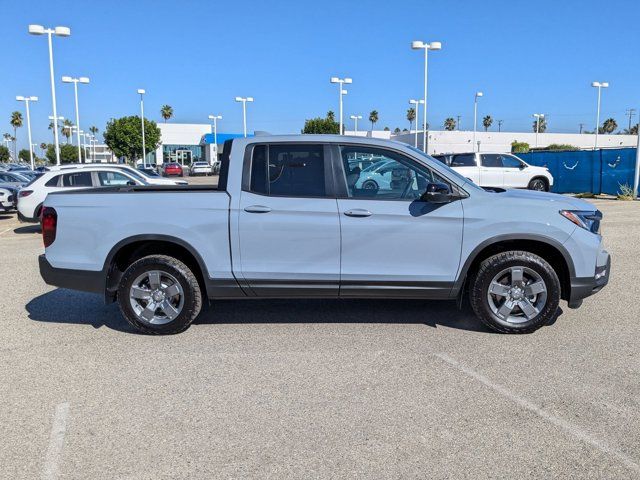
[
  {"left": 117, "top": 255, "right": 202, "bottom": 335},
  {"left": 469, "top": 251, "right": 560, "bottom": 334},
  {"left": 528, "top": 178, "right": 548, "bottom": 191}
]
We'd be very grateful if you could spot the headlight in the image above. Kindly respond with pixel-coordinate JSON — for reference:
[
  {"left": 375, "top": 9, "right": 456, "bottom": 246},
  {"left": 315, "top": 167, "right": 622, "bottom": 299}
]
[{"left": 560, "top": 210, "right": 602, "bottom": 234}]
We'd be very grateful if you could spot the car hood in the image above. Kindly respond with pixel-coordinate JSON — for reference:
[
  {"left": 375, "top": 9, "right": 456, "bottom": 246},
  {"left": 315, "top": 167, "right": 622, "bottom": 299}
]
[{"left": 492, "top": 188, "right": 596, "bottom": 211}]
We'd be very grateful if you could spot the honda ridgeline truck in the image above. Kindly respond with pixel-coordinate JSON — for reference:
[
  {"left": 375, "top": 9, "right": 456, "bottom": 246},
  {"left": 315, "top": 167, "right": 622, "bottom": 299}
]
[{"left": 38, "top": 135, "right": 610, "bottom": 334}]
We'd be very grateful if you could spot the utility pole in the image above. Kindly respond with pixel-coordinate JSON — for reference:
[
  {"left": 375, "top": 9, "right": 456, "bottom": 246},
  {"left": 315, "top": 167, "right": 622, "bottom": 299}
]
[
  {"left": 497, "top": 120, "right": 503, "bottom": 132},
  {"left": 625, "top": 108, "right": 637, "bottom": 131},
  {"left": 579, "top": 123, "right": 585, "bottom": 134},
  {"left": 456, "top": 115, "right": 461, "bottom": 130}
]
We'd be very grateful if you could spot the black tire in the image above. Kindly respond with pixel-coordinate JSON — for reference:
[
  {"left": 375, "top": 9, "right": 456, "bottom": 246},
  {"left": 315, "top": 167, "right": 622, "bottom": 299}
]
[
  {"left": 528, "top": 177, "right": 548, "bottom": 191},
  {"left": 469, "top": 251, "right": 560, "bottom": 334},
  {"left": 117, "top": 255, "right": 202, "bottom": 335},
  {"left": 362, "top": 180, "right": 379, "bottom": 191}
]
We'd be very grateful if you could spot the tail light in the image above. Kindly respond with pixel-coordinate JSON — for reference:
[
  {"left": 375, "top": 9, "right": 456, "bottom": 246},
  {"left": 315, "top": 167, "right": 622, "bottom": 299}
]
[
  {"left": 19, "top": 190, "right": 33, "bottom": 197},
  {"left": 41, "top": 207, "right": 57, "bottom": 248}
]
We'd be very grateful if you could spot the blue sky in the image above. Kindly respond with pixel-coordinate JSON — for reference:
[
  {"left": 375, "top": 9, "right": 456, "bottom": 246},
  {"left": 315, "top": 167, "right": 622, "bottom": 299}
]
[{"left": 2, "top": 0, "right": 639, "bottom": 150}]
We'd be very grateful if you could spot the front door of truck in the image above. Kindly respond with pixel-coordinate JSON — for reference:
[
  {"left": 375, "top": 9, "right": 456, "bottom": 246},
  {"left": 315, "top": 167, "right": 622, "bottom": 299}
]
[
  {"left": 335, "top": 145, "right": 464, "bottom": 298},
  {"left": 237, "top": 143, "right": 340, "bottom": 296}
]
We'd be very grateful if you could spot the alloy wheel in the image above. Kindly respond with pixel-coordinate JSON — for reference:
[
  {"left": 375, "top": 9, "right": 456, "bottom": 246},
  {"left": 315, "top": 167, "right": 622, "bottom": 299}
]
[
  {"left": 129, "top": 270, "right": 185, "bottom": 325},
  {"left": 486, "top": 266, "right": 547, "bottom": 324}
]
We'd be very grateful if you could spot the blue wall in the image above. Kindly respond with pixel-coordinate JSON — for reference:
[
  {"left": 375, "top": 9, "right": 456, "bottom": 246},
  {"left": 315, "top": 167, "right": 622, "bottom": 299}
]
[{"left": 517, "top": 148, "right": 638, "bottom": 195}]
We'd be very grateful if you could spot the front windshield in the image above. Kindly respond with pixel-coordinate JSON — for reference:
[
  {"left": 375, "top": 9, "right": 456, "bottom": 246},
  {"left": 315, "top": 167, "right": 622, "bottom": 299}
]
[
  {"left": 405, "top": 145, "right": 483, "bottom": 191},
  {"left": 11, "top": 173, "right": 30, "bottom": 182}
]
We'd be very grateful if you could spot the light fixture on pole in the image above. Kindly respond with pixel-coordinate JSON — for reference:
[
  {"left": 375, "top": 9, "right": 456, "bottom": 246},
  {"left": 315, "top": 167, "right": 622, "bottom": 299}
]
[
  {"left": 591, "top": 81, "right": 609, "bottom": 149},
  {"left": 137, "top": 89, "right": 147, "bottom": 167},
  {"left": 28, "top": 24, "right": 70, "bottom": 166},
  {"left": 411, "top": 40, "right": 442, "bottom": 153},
  {"left": 409, "top": 99, "right": 424, "bottom": 148},
  {"left": 349, "top": 115, "right": 362, "bottom": 134},
  {"left": 16, "top": 95, "right": 38, "bottom": 170},
  {"left": 235, "top": 97, "right": 253, "bottom": 137},
  {"left": 533, "top": 114, "right": 545, "bottom": 148},
  {"left": 473, "top": 91, "right": 483, "bottom": 152},
  {"left": 208, "top": 114, "right": 222, "bottom": 163},
  {"left": 62, "top": 76, "right": 89, "bottom": 163},
  {"left": 330, "top": 77, "right": 352, "bottom": 135}
]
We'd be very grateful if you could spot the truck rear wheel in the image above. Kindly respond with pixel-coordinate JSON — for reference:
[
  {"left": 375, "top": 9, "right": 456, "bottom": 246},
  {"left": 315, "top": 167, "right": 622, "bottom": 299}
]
[
  {"left": 469, "top": 251, "right": 560, "bottom": 334},
  {"left": 117, "top": 255, "right": 202, "bottom": 334}
]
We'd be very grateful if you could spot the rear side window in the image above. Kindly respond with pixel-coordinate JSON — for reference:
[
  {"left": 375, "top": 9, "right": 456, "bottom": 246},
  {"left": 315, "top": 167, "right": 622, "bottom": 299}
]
[
  {"left": 45, "top": 175, "right": 60, "bottom": 187},
  {"left": 248, "top": 144, "right": 326, "bottom": 197},
  {"left": 451, "top": 154, "right": 476, "bottom": 167},
  {"left": 481, "top": 154, "right": 502, "bottom": 168},
  {"left": 62, "top": 172, "right": 93, "bottom": 187}
]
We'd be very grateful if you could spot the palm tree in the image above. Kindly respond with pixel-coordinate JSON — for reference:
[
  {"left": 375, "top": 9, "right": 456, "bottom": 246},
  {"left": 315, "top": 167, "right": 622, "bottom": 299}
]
[
  {"left": 623, "top": 124, "right": 638, "bottom": 135},
  {"left": 160, "top": 105, "right": 174, "bottom": 123},
  {"left": 61, "top": 119, "right": 74, "bottom": 143},
  {"left": 326, "top": 111, "right": 335, "bottom": 122},
  {"left": 600, "top": 118, "right": 618, "bottom": 134},
  {"left": 39, "top": 142, "right": 47, "bottom": 157},
  {"left": 10, "top": 111, "right": 23, "bottom": 160},
  {"left": 482, "top": 115, "right": 493, "bottom": 132},
  {"left": 406, "top": 108, "right": 416, "bottom": 131},
  {"left": 369, "top": 110, "right": 379, "bottom": 130},
  {"left": 532, "top": 117, "right": 547, "bottom": 133},
  {"left": 444, "top": 117, "right": 456, "bottom": 131},
  {"left": 89, "top": 125, "right": 99, "bottom": 137},
  {"left": 393, "top": 127, "right": 401, "bottom": 134}
]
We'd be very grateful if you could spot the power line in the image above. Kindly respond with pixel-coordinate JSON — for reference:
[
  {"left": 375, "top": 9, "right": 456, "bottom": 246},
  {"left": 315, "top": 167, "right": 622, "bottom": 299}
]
[
  {"left": 497, "top": 120, "right": 503, "bottom": 132},
  {"left": 625, "top": 108, "right": 637, "bottom": 131}
]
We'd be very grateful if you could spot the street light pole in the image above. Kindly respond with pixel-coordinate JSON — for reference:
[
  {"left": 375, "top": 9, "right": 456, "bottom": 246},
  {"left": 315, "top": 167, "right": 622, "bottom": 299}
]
[
  {"left": 16, "top": 96, "right": 38, "bottom": 170},
  {"left": 235, "top": 97, "right": 254, "bottom": 137},
  {"left": 62, "top": 76, "right": 89, "bottom": 163},
  {"left": 409, "top": 99, "right": 424, "bottom": 148},
  {"left": 349, "top": 115, "right": 362, "bottom": 134},
  {"left": 28, "top": 24, "right": 70, "bottom": 166},
  {"left": 411, "top": 40, "right": 441, "bottom": 153},
  {"left": 473, "top": 92, "right": 483, "bottom": 152},
  {"left": 137, "top": 89, "right": 146, "bottom": 167},
  {"left": 592, "top": 81, "right": 609, "bottom": 150},
  {"left": 208, "top": 115, "right": 222, "bottom": 163},
  {"left": 330, "top": 77, "right": 352, "bottom": 135}
]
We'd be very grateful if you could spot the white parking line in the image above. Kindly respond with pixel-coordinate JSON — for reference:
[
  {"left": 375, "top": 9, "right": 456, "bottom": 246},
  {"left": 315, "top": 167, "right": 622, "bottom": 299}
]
[
  {"left": 41, "top": 402, "right": 70, "bottom": 480},
  {"left": 0, "top": 226, "right": 14, "bottom": 236},
  {"left": 434, "top": 353, "right": 640, "bottom": 474}
]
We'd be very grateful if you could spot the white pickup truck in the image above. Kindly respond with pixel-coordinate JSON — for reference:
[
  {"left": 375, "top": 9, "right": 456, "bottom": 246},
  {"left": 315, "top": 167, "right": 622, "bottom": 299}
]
[
  {"left": 432, "top": 152, "right": 553, "bottom": 191},
  {"left": 39, "top": 135, "right": 609, "bottom": 335}
]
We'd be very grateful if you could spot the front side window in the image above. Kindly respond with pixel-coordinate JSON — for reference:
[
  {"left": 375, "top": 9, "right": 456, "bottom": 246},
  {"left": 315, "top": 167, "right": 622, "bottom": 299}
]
[
  {"left": 481, "top": 154, "right": 502, "bottom": 168},
  {"left": 340, "top": 146, "right": 444, "bottom": 200},
  {"left": 500, "top": 155, "right": 523, "bottom": 168},
  {"left": 62, "top": 172, "right": 92, "bottom": 187},
  {"left": 248, "top": 144, "right": 326, "bottom": 197},
  {"left": 451, "top": 154, "right": 476, "bottom": 167},
  {"left": 98, "top": 171, "right": 132, "bottom": 186}
]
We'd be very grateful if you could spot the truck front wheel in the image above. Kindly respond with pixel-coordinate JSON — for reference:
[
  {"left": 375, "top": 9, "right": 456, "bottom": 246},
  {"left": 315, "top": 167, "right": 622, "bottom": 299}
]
[
  {"left": 117, "top": 255, "right": 202, "bottom": 334},
  {"left": 469, "top": 251, "right": 560, "bottom": 334}
]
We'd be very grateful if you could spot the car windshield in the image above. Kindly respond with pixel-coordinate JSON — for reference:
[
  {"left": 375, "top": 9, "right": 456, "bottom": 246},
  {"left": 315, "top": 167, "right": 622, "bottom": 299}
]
[
  {"left": 10, "top": 172, "right": 30, "bottom": 182},
  {"left": 134, "top": 167, "right": 160, "bottom": 178},
  {"left": 119, "top": 169, "right": 148, "bottom": 184},
  {"left": 405, "top": 145, "right": 483, "bottom": 191}
]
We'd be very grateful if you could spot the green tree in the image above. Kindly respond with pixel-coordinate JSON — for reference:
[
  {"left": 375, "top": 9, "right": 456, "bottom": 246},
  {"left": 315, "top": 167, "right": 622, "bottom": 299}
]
[
  {"left": 302, "top": 112, "right": 339, "bottom": 134},
  {"left": 600, "top": 118, "right": 617, "bottom": 134},
  {"left": 383, "top": 126, "right": 390, "bottom": 131},
  {"left": 623, "top": 124, "right": 638, "bottom": 135},
  {"left": 160, "top": 105, "right": 174, "bottom": 123},
  {"left": 61, "top": 119, "right": 74, "bottom": 143},
  {"left": 393, "top": 127, "right": 401, "bottom": 134},
  {"left": 369, "top": 110, "right": 379, "bottom": 130},
  {"left": 10, "top": 111, "right": 23, "bottom": 160},
  {"left": 45, "top": 143, "right": 85, "bottom": 164},
  {"left": 444, "top": 117, "right": 456, "bottom": 131},
  {"left": 103, "top": 115, "right": 162, "bottom": 162},
  {"left": 0, "top": 145, "right": 10, "bottom": 162},
  {"left": 18, "top": 149, "right": 31, "bottom": 162},
  {"left": 482, "top": 115, "right": 493, "bottom": 131},
  {"left": 532, "top": 116, "right": 547, "bottom": 133},
  {"left": 406, "top": 107, "right": 416, "bottom": 131}
]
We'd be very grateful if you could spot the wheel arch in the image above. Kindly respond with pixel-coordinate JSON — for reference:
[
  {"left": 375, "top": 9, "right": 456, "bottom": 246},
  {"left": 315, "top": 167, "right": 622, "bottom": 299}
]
[
  {"left": 455, "top": 235, "right": 574, "bottom": 300},
  {"left": 103, "top": 235, "right": 209, "bottom": 303}
]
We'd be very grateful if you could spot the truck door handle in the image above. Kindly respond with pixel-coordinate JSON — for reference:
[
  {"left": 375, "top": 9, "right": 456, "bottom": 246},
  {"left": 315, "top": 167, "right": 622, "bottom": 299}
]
[
  {"left": 244, "top": 205, "right": 272, "bottom": 214},
  {"left": 344, "top": 209, "right": 372, "bottom": 218}
]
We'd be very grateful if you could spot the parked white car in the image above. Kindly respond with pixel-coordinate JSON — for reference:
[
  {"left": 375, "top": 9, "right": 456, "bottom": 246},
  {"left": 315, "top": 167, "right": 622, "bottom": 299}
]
[
  {"left": 47, "top": 164, "right": 187, "bottom": 186},
  {"left": 0, "top": 186, "right": 16, "bottom": 211},
  {"left": 432, "top": 152, "right": 553, "bottom": 191},
  {"left": 17, "top": 166, "right": 147, "bottom": 222},
  {"left": 189, "top": 162, "right": 213, "bottom": 176}
]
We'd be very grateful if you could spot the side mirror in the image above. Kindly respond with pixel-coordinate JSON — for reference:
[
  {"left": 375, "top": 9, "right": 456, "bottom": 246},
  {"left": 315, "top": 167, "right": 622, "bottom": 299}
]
[
  {"left": 421, "top": 182, "right": 453, "bottom": 203},
  {"left": 519, "top": 163, "right": 526, "bottom": 170}
]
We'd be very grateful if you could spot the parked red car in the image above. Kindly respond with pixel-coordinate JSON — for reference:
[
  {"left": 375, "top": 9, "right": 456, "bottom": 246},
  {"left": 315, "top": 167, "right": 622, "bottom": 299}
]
[{"left": 162, "top": 162, "right": 183, "bottom": 177}]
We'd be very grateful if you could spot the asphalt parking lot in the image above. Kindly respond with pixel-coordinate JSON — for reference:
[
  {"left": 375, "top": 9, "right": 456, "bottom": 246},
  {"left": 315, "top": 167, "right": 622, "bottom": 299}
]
[{"left": 1, "top": 199, "right": 639, "bottom": 479}]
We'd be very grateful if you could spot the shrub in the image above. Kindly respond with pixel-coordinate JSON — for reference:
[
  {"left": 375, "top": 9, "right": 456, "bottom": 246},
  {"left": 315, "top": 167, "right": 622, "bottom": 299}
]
[
  {"left": 543, "top": 144, "right": 579, "bottom": 151},
  {"left": 617, "top": 183, "right": 635, "bottom": 201},
  {"left": 511, "top": 141, "right": 530, "bottom": 153}
]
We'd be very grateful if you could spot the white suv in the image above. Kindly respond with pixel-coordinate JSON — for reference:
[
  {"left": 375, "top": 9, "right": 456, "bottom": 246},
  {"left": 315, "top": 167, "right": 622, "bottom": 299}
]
[
  {"left": 433, "top": 152, "right": 553, "bottom": 191},
  {"left": 17, "top": 166, "right": 147, "bottom": 222}
]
